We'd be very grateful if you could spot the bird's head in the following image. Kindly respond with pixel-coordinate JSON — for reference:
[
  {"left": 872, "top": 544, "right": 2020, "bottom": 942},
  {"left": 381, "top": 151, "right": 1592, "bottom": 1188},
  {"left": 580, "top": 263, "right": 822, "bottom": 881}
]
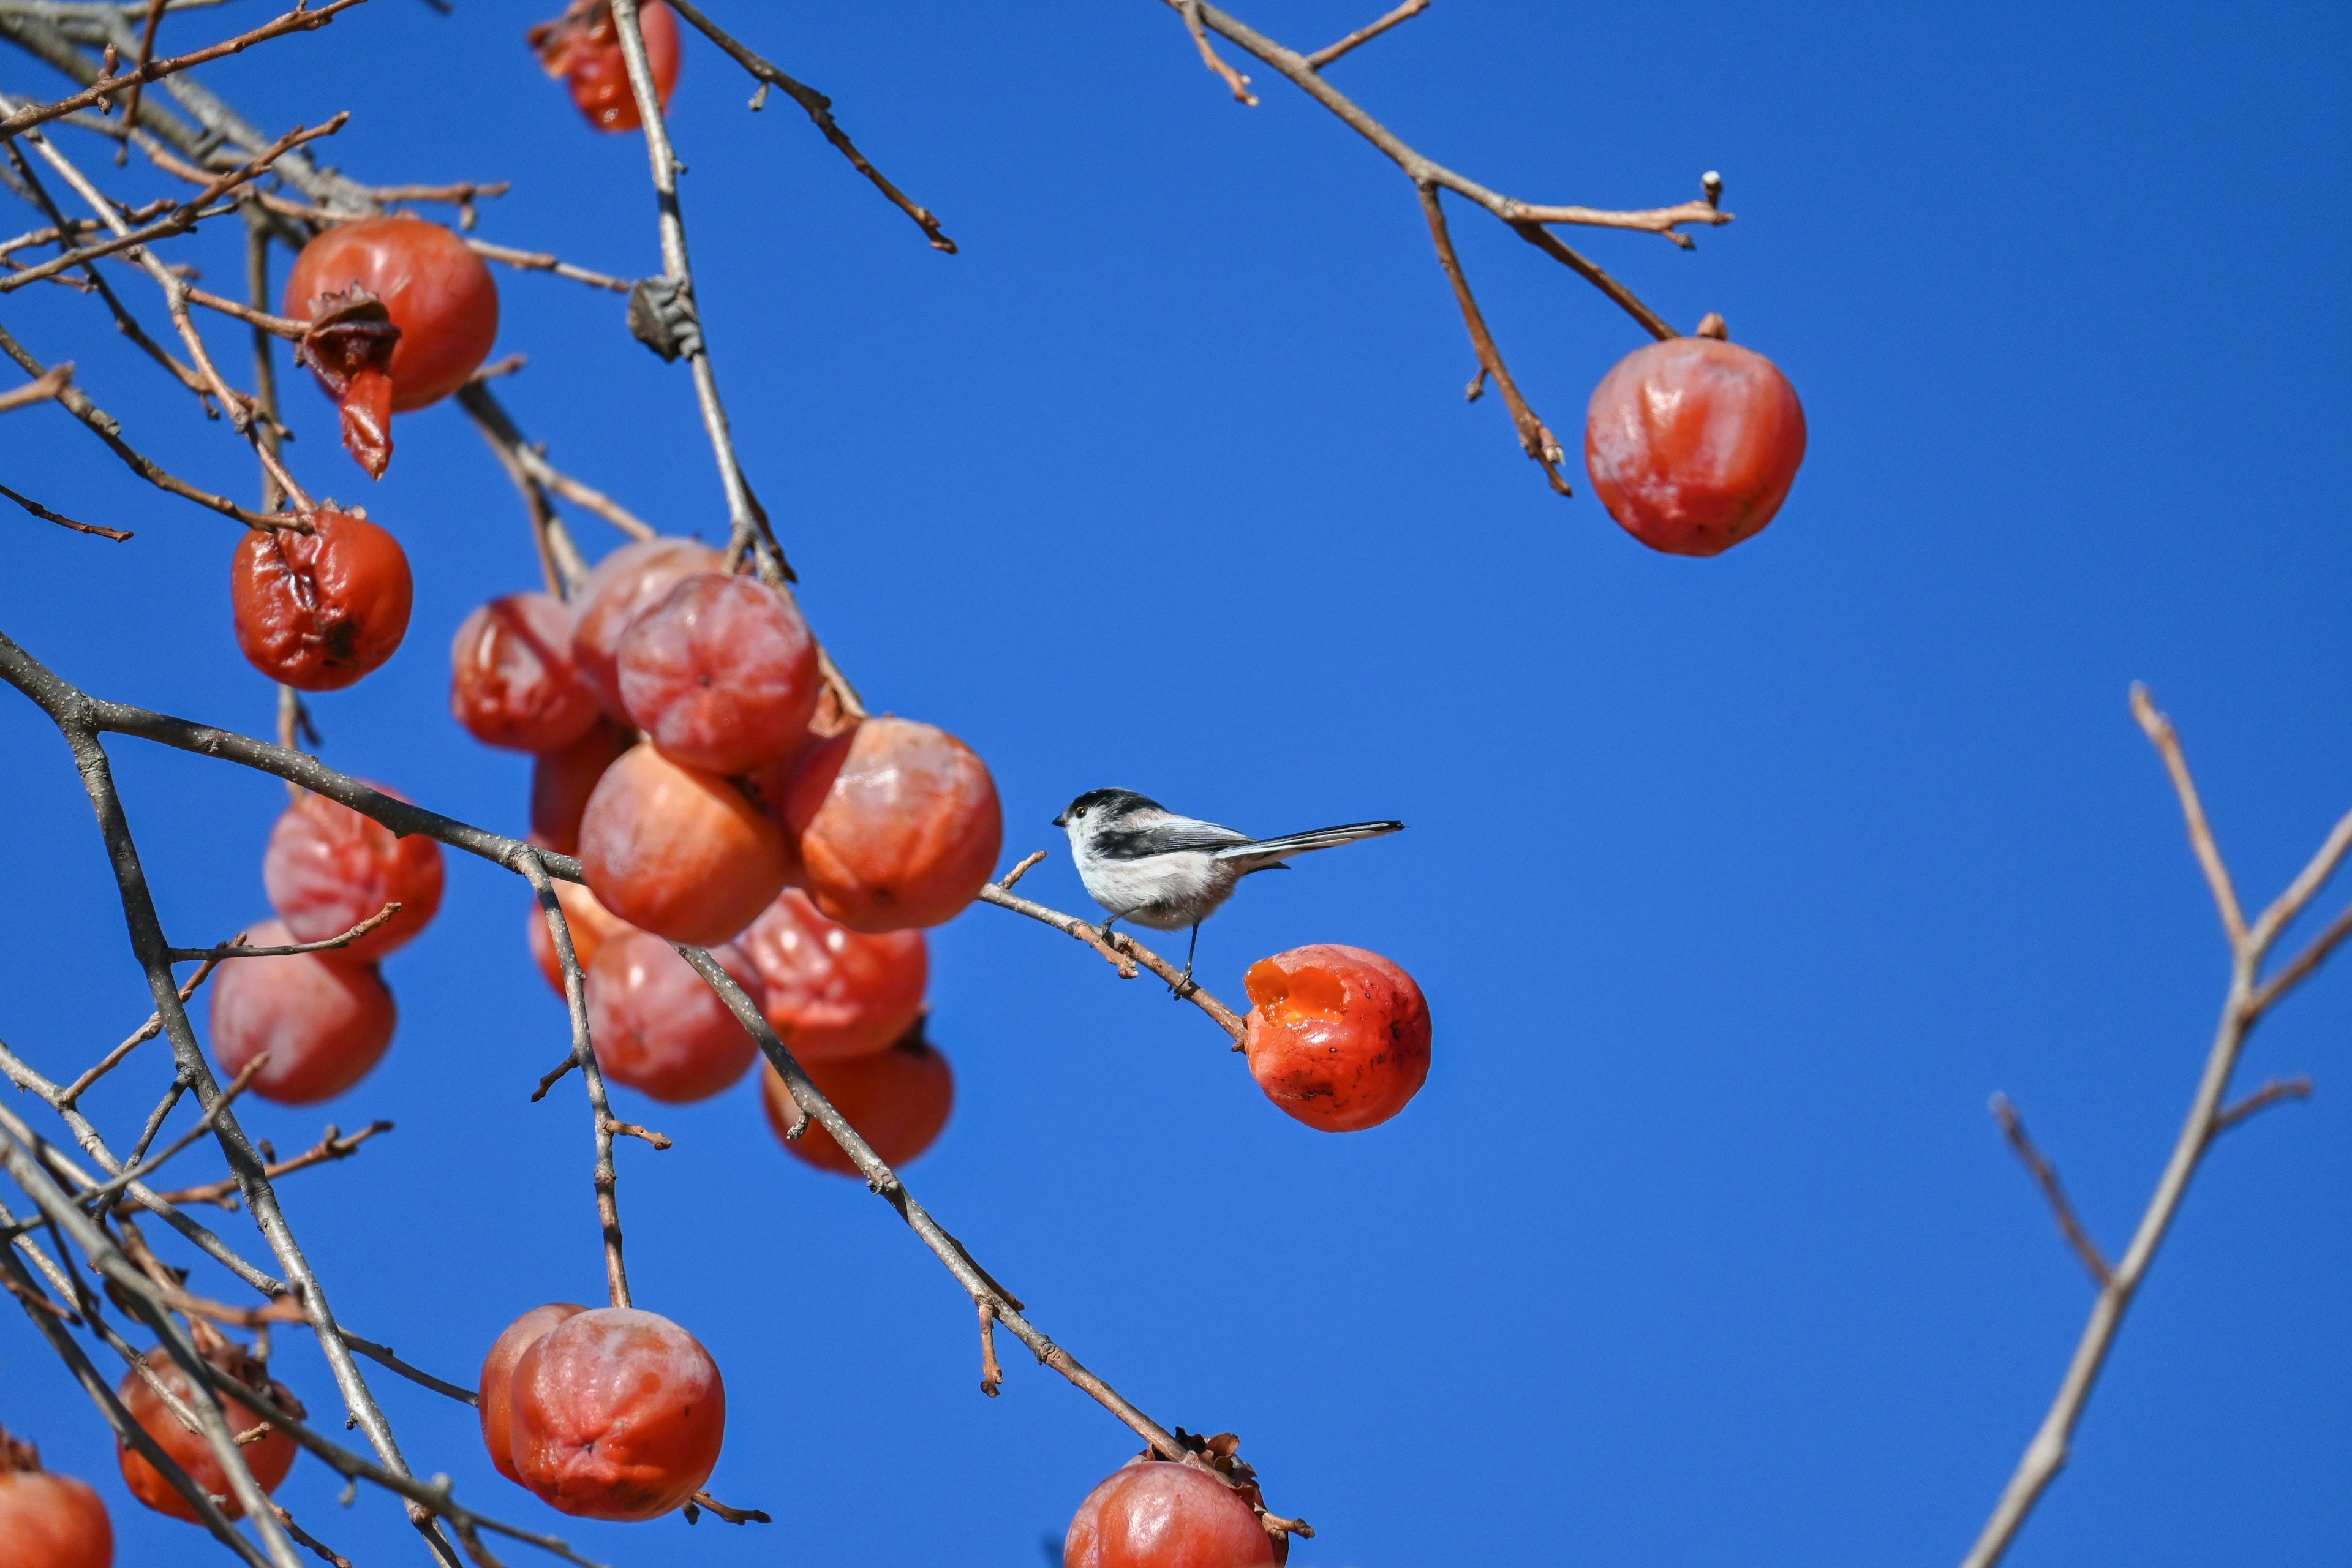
[{"left": 1054, "top": 787, "right": 1153, "bottom": 832}]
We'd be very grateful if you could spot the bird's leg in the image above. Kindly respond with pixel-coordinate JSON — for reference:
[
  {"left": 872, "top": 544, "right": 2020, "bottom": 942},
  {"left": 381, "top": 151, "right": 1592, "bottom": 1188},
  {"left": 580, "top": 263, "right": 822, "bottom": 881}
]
[
  {"left": 1096, "top": 914, "right": 1119, "bottom": 948},
  {"left": 1169, "top": 923, "right": 1201, "bottom": 1001}
]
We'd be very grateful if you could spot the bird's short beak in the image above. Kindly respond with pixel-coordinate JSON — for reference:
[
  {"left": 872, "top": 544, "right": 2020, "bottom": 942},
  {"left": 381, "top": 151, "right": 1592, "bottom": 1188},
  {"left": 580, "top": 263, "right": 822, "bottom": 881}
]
[{"left": 1050, "top": 812, "right": 1068, "bottom": 827}]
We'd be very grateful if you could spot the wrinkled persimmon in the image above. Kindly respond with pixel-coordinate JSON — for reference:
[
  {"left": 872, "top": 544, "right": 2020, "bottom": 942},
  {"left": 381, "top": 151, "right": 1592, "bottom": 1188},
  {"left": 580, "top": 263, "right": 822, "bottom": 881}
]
[
  {"left": 230, "top": 511, "right": 413, "bottom": 692},
  {"left": 263, "top": 786, "right": 445, "bottom": 962},
  {"left": 529, "top": 0, "right": 682, "bottom": 132},
  {"left": 526, "top": 878, "right": 635, "bottom": 995},
  {"left": 532, "top": 718, "right": 632, "bottom": 858},
  {"left": 761, "top": 1031, "right": 952, "bottom": 1176},
  {"left": 782, "top": 717, "right": 1003, "bottom": 932},
  {"left": 1064, "top": 1458, "right": 1281, "bottom": 1568},
  {"left": 578, "top": 744, "right": 791, "bottom": 944},
  {"left": 285, "top": 215, "right": 499, "bottom": 414},
  {"left": 116, "top": 1342, "right": 298, "bottom": 1523},
  {"left": 0, "top": 1432, "right": 112, "bottom": 1568},
  {"left": 617, "top": 573, "right": 821, "bottom": 775},
  {"left": 568, "top": 538, "right": 725, "bottom": 718},
  {"left": 739, "top": 890, "right": 926, "bottom": 1061},
  {"left": 1241, "top": 944, "right": 1430, "bottom": 1132},
  {"left": 586, "top": 930, "right": 764, "bottom": 1102},
  {"left": 508, "top": 1306, "right": 723, "bottom": 1520},
  {"left": 208, "top": 919, "right": 396, "bottom": 1104},
  {"left": 1584, "top": 334, "right": 1806, "bottom": 557},
  {"left": 451, "top": 592, "right": 601, "bottom": 752},
  {"left": 478, "top": 1303, "right": 587, "bottom": 1486}
]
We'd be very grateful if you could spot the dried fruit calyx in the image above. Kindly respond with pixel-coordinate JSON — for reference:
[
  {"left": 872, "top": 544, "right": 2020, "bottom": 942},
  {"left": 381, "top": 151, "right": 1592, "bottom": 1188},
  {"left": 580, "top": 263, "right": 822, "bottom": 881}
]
[{"left": 296, "top": 285, "right": 403, "bottom": 480}]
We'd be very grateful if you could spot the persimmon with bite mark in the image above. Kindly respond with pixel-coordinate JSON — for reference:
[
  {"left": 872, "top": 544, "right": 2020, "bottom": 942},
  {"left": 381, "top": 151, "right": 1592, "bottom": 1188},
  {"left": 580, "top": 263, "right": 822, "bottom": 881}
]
[
  {"left": 578, "top": 744, "right": 791, "bottom": 944},
  {"left": 1241, "top": 944, "right": 1430, "bottom": 1132},
  {"left": 116, "top": 1341, "right": 299, "bottom": 1523},
  {"left": 617, "top": 572, "right": 821, "bottom": 775},
  {"left": 478, "top": 1303, "right": 587, "bottom": 1486},
  {"left": 1063, "top": 1458, "right": 1282, "bottom": 1568},
  {"left": 230, "top": 510, "right": 412, "bottom": 692},
  {"left": 739, "top": 889, "right": 926, "bottom": 1061},
  {"left": 263, "top": 786, "right": 445, "bottom": 962},
  {"left": 208, "top": 919, "right": 396, "bottom": 1104},
  {"left": 783, "top": 717, "right": 1003, "bottom": 933},
  {"left": 508, "top": 1306, "right": 723, "bottom": 1520},
  {"left": 451, "top": 592, "right": 601, "bottom": 752},
  {"left": 0, "top": 1431, "right": 112, "bottom": 1568},
  {"left": 761, "top": 1031, "right": 953, "bottom": 1176},
  {"left": 1583, "top": 334, "right": 1806, "bottom": 557},
  {"left": 586, "top": 929, "right": 764, "bottom": 1102},
  {"left": 568, "top": 537, "right": 725, "bottom": 718}
]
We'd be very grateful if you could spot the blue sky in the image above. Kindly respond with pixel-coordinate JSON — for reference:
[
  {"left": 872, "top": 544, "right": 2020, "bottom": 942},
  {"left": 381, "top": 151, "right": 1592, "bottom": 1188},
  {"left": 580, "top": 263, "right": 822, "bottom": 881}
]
[{"left": 1, "top": 1, "right": 2348, "bottom": 1564}]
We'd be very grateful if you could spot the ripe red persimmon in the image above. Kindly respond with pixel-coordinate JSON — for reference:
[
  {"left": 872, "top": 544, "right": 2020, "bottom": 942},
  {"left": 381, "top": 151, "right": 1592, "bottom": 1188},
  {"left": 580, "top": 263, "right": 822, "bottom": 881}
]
[
  {"left": 568, "top": 538, "right": 725, "bottom": 718},
  {"left": 617, "top": 573, "right": 821, "bottom": 775},
  {"left": 783, "top": 717, "right": 1003, "bottom": 933},
  {"left": 208, "top": 919, "right": 396, "bottom": 1104},
  {"left": 1241, "top": 945, "right": 1430, "bottom": 1133},
  {"left": 264, "top": 786, "right": 445, "bottom": 962},
  {"left": 508, "top": 1307, "right": 723, "bottom": 1520},
  {"left": 478, "top": 1303, "right": 587, "bottom": 1486},
  {"left": 760, "top": 1032, "right": 953, "bottom": 1176},
  {"left": 230, "top": 511, "right": 413, "bottom": 692},
  {"left": 0, "top": 1436, "right": 112, "bottom": 1568},
  {"left": 531, "top": 1, "right": 682, "bottom": 132},
  {"left": 451, "top": 592, "right": 601, "bottom": 752},
  {"left": 1064, "top": 1459, "right": 1281, "bottom": 1568},
  {"left": 116, "top": 1343, "right": 298, "bottom": 1523},
  {"left": 1583, "top": 334, "right": 1807, "bottom": 557},
  {"left": 531, "top": 718, "right": 632, "bottom": 857},
  {"left": 578, "top": 744, "right": 792, "bottom": 944},
  {"left": 585, "top": 930, "right": 764, "bottom": 1102},
  {"left": 738, "top": 889, "right": 926, "bottom": 1061},
  {"left": 526, "top": 878, "right": 635, "bottom": 995},
  {"left": 284, "top": 215, "right": 499, "bottom": 413}
]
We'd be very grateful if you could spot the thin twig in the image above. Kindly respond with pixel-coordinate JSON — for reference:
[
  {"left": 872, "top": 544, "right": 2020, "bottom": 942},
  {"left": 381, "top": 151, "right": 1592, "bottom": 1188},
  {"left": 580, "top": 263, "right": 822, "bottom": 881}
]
[
  {"left": 978, "top": 1300, "right": 1003, "bottom": 1396},
  {"left": 1989, "top": 1094, "right": 2110, "bottom": 1287},
  {"left": 978, "top": 880, "right": 1248, "bottom": 1040},
  {"left": 462, "top": 237, "right": 631, "bottom": 293},
  {"left": 2214, "top": 1076, "right": 2313, "bottom": 1134},
  {"left": 1304, "top": 0, "right": 1427, "bottom": 70},
  {"left": 0, "top": 477, "right": 130, "bottom": 538},
  {"left": 151, "top": 1120, "right": 394, "bottom": 1209},
  {"left": 0, "top": 360, "right": 72, "bottom": 412},
  {"left": 167, "top": 901, "right": 399, "bottom": 960},
  {"left": 1419, "top": 182, "right": 1568, "bottom": 494},
  {"left": 2128, "top": 684, "right": 2245, "bottom": 944},
  {"left": 0, "top": 0, "right": 365, "bottom": 139}
]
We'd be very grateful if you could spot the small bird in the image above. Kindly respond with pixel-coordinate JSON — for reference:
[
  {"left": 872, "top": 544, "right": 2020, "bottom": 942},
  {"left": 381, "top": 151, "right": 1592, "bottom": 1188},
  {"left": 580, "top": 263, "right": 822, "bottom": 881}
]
[{"left": 1053, "top": 788, "right": 1404, "bottom": 988}]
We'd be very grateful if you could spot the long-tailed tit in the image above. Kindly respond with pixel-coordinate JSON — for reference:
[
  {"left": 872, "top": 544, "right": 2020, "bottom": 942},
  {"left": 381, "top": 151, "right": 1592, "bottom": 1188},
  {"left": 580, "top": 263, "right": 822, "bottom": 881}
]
[{"left": 1053, "top": 788, "right": 1404, "bottom": 985}]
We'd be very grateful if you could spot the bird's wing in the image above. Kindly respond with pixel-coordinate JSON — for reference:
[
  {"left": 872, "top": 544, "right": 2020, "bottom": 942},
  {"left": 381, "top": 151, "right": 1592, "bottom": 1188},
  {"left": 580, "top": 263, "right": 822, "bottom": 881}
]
[
  {"left": 1094, "top": 817, "right": 1255, "bottom": 859},
  {"left": 1213, "top": 820, "right": 1406, "bottom": 862}
]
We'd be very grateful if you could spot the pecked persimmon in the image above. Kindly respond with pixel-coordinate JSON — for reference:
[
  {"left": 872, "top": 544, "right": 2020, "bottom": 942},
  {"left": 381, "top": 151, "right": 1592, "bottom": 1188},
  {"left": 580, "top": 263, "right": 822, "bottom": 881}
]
[
  {"left": 230, "top": 511, "right": 413, "bottom": 692},
  {"left": 508, "top": 1306, "right": 723, "bottom": 1521},
  {"left": 478, "top": 1303, "right": 587, "bottom": 1486},
  {"left": 527, "top": 878, "right": 636, "bottom": 995},
  {"left": 585, "top": 929, "right": 764, "bottom": 1102},
  {"left": 285, "top": 215, "right": 499, "bottom": 415},
  {"left": 116, "top": 1341, "right": 298, "bottom": 1523},
  {"left": 263, "top": 786, "right": 445, "bottom": 963},
  {"left": 739, "top": 889, "right": 926, "bottom": 1061},
  {"left": 1064, "top": 1458, "right": 1281, "bottom": 1568},
  {"left": 208, "top": 919, "right": 396, "bottom": 1104},
  {"left": 451, "top": 592, "right": 602, "bottom": 753},
  {"left": 568, "top": 538, "right": 725, "bottom": 718},
  {"left": 1241, "top": 944, "right": 1430, "bottom": 1133},
  {"left": 532, "top": 717, "right": 632, "bottom": 858},
  {"left": 0, "top": 1431, "right": 112, "bottom": 1568},
  {"left": 782, "top": 717, "right": 1003, "bottom": 933},
  {"left": 530, "top": 0, "right": 682, "bottom": 133},
  {"left": 761, "top": 1031, "right": 952, "bottom": 1176},
  {"left": 578, "top": 744, "right": 791, "bottom": 944},
  {"left": 617, "top": 573, "right": 821, "bottom": 775},
  {"left": 1583, "top": 334, "right": 1806, "bottom": 557}
]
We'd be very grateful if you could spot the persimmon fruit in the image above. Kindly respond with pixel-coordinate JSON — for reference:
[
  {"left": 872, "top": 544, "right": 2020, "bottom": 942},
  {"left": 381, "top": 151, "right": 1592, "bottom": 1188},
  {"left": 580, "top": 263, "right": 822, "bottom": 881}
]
[
  {"left": 585, "top": 929, "right": 764, "bottom": 1102},
  {"left": 1583, "top": 334, "right": 1806, "bottom": 557},
  {"left": 263, "top": 786, "right": 445, "bottom": 962},
  {"left": 526, "top": 878, "right": 635, "bottom": 995},
  {"left": 530, "top": 0, "right": 682, "bottom": 133},
  {"left": 508, "top": 1306, "right": 724, "bottom": 1520},
  {"left": 578, "top": 744, "right": 791, "bottom": 944},
  {"left": 739, "top": 889, "right": 927, "bottom": 1061},
  {"left": 761, "top": 1031, "right": 953, "bottom": 1176},
  {"left": 208, "top": 919, "right": 396, "bottom": 1104},
  {"left": 230, "top": 511, "right": 412, "bottom": 692},
  {"left": 531, "top": 718, "right": 631, "bottom": 858},
  {"left": 0, "top": 1433, "right": 111, "bottom": 1568},
  {"left": 782, "top": 717, "right": 1003, "bottom": 933},
  {"left": 617, "top": 572, "right": 821, "bottom": 775},
  {"left": 478, "top": 1303, "right": 587, "bottom": 1486},
  {"left": 1241, "top": 944, "right": 1430, "bottom": 1132},
  {"left": 568, "top": 537, "right": 725, "bottom": 718},
  {"left": 451, "top": 592, "right": 601, "bottom": 752},
  {"left": 1064, "top": 1459, "right": 1281, "bottom": 1568},
  {"left": 285, "top": 215, "right": 499, "bottom": 414},
  {"left": 116, "top": 1343, "right": 298, "bottom": 1523}
]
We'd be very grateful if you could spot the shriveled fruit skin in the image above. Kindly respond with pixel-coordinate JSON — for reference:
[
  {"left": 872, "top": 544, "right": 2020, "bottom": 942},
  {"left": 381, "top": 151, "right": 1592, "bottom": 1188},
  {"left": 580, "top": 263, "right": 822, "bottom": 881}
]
[
  {"left": 1583, "top": 336, "right": 1806, "bottom": 557},
  {"left": 1242, "top": 944, "right": 1430, "bottom": 1133},
  {"left": 526, "top": 878, "right": 635, "bottom": 995},
  {"left": 579, "top": 745, "right": 791, "bottom": 945},
  {"left": 783, "top": 718, "right": 1003, "bottom": 932},
  {"left": 263, "top": 786, "right": 445, "bottom": 962},
  {"left": 568, "top": 538, "right": 725, "bottom": 719},
  {"left": 208, "top": 919, "right": 396, "bottom": 1104},
  {"left": 451, "top": 592, "right": 601, "bottom": 752},
  {"left": 739, "top": 890, "right": 927, "bottom": 1061},
  {"left": 478, "top": 1303, "right": 587, "bottom": 1486},
  {"left": 761, "top": 1033, "right": 952, "bottom": 1176},
  {"left": 116, "top": 1346, "right": 298, "bottom": 1523},
  {"left": 0, "top": 1468, "right": 113, "bottom": 1568},
  {"left": 230, "top": 511, "right": 413, "bottom": 692},
  {"left": 617, "top": 573, "right": 822, "bottom": 775},
  {"left": 508, "top": 1307, "right": 723, "bottom": 1521},
  {"left": 531, "top": 718, "right": 631, "bottom": 857},
  {"left": 284, "top": 215, "right": 499, "bottom": 411},
  {"left": 1064, "top": 1459, "right": 1281, "bottom": 1568},
  {"left": 586, "top": 930, "right": 764, "bottom": 1102},
  {"left": 537, "top": 0, "right": 682, "bottom": 132}
]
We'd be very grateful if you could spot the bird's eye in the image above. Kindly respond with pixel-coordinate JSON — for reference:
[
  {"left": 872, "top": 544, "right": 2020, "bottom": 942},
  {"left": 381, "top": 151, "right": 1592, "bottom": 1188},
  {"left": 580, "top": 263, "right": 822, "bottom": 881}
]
[{"left": 1073, "top": 808, "right": 1086, "bottom": 818}]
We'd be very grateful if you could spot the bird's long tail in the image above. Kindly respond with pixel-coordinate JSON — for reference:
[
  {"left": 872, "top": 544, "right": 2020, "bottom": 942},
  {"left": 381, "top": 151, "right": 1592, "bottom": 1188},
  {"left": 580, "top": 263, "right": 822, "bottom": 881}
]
[{"left": 1215, "top": 820, "right": 1405, "bottom": 865}]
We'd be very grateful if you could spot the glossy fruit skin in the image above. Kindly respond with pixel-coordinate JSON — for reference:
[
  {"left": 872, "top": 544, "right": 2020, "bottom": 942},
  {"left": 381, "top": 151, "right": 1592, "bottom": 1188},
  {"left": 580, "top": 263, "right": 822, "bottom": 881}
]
[
  {"left": 617, "top": 573, "right": 821, "bottom": 775},
  {"left": 230, "top": 511, "right": 413, "bottom": 692},
  {"left": 1583, "top": 336, "right": 1806, "bottom": 557},
  {"left": 0, "top": 1469, "right": 113, "bottom": 1568},
  {"left": 527, "top": 878, "right": 635, "bottom": 995},
  {"left": 264, "top": 786, "right": 445, "bottom": 963},
  {"left": 284, "top": 215, "right": 499, "bottom": 412},
  {"left": 478, "top": 1303, "right": 587, "bottom": 1486},
  {"left": 783, "top": 718, "right": 1003, "bottom": 933},
  {"left": 1241, "top": 945, "right": 1430, "bottom": 1133},
  {"left": 451, "top": 592, "right": 601, "bottom": 752},
  {"left": 531, "top": 718, "right": 632, "bottom": 858},
  {"left": 579, "top": 744, "right": 792, "bottom": 945},
  {"left": 739, "top": 890, "right": 926, "bottom": 1061},
  {"left": 208, "top": 919, "right": 396, "bottom": 1104},
  {"left": 1064, "top": 1460, "right": 1281, "bottom": 1568},
  {"left": 569, "top": 538, "right": 725, "bottom": 720},
  {"left": 116, "top": 1346, "right": 298, "bottom": 1523},
  {"left": 585, "top": 930, "right": 764, "bottom": 1102},
  {"left": 537, "top": 1, "right": 682, "bottom": 132},
  {"left": 508, "top": 1307, "right": 723, "bottom": 1521},
  {"left": 761, "top": 1033, "right": 952, "bottom": 1176}
]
